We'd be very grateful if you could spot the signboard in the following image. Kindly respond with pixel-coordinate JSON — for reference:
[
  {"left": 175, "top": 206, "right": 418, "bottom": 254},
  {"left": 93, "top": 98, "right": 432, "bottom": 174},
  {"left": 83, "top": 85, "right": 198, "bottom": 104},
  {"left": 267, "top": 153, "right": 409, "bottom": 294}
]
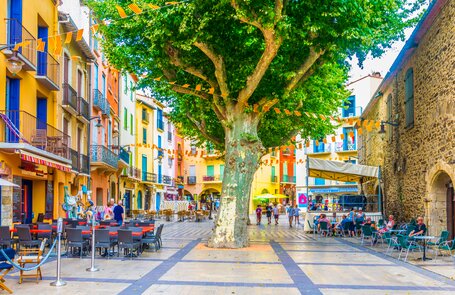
[
  {"left": 297, "top": 192, "right": 308, "bottom": 212},
  {"left": 309, "top": 187, "right": 358, "bottom": 194}
]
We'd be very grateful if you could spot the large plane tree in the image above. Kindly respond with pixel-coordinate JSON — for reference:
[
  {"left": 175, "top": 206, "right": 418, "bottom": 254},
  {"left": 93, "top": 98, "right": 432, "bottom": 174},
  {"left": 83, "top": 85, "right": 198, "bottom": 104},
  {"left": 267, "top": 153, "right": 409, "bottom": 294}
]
[{"left": 88, "top": 0, "right": 423, "bottom": 248}]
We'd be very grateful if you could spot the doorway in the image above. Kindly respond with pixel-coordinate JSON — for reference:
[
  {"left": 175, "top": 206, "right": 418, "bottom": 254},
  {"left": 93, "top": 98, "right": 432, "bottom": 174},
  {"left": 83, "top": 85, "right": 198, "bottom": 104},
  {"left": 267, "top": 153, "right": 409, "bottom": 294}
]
[
  {"left": 124, "top": 190, "right": 131, "bottom": 216},
  {"left": 447, "top": 181, "right": 454, "bottom": 240},
  {"left": 430, "top": 172, "right": 454, "bottom": 238},
  {"left": 156, "top": 192, "right": 161, "bottom": 211},
  {"left": 22, "top": 180, "right": 33, "bottom": 223}
]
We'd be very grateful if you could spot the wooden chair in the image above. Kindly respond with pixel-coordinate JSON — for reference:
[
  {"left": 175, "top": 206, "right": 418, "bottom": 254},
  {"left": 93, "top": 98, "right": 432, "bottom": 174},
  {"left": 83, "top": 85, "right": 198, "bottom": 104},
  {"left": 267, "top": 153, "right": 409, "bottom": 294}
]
[
  {"left": 0, "top": 248, "right": 15, "bottom": 294},
  {"left": 17, "top": 238, "right": 47, "bottom": 284},
  {"left": 31, "top": 129, "right": 47, "bottom": 150}
]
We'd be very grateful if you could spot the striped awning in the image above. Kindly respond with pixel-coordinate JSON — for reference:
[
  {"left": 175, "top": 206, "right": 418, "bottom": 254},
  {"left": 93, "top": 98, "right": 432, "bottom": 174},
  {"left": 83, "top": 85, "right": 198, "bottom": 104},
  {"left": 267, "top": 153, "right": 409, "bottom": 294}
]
[{"left": 20, "top": 151, "right": 71, "bottom": 173}]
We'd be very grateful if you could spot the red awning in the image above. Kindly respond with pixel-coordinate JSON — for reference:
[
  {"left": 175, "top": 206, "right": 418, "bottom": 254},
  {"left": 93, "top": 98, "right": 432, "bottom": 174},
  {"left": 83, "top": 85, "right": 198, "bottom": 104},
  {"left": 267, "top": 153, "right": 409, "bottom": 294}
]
[{"left": 20, "top": 152, "right": 71, "bottom": 173}]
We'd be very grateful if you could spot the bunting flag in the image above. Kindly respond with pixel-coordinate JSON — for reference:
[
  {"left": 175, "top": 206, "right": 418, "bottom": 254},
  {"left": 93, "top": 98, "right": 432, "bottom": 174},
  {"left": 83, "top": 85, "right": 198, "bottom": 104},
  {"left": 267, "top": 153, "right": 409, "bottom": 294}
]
[
  {"left": 54, "top": 35, "right": 62, "bottom": 56},
  {"left": 116, "top": 5, "right": 128, "bottom": 18},
  {"left": 91, "top": 24, "right": 99, "bottom": 34},
  {"left": 274, "top": 108, "right": 281, "bottom": 114},
  {"left": 13, "top": 42, "right": 22, "bottom": 51},
  {"left": 262, "top": 105, "right": 270, "bottom": 112},
  {"left": 323, "top": 138, "right": 327, "bottom": 144},
  {"left": 128, "top": 3, "right": 142, "bottom": 14},
  {"left": 357, "top": 128, "right": 363, "bottom": 135},
  {"left": 284, "top": 109, "right": 292, "bottom": 115},
  {"left": 340, "top": 133, "right": 345, "bottom": 140},
  {"left": 148, "top": 4, "right": 160, "bottom": 10},
  {"left": 331, "top": 136, "right": 336, "bottom": 142},
  {"left": 294, "top": 111, "right": 301, "bottom": 116},
  {"left": 306, "top": 141, "right": 310, "bottom": 148},
  {"left": 253, "top": 104, "right": 259, "bottom": 112},
  {"left": 182, "top": 84, "right": 190, "bottom": 88},
  {"left": 208, "top": 88, "right": 215, "bottom": 94},
  {"left": 37, "top": 39, "right": 45, "bottom": 51},
  {"left": 76, "top": 29, "right": 84, "bottom": 41},
  {"left": 195, "top": 84, "right": 202, "bottom": 91},
  {"left": 64, "top": 32, "right": 73, "bottom": 44},
  {"left": 315, "top": 140, "right": 319, "bottom": 146}
]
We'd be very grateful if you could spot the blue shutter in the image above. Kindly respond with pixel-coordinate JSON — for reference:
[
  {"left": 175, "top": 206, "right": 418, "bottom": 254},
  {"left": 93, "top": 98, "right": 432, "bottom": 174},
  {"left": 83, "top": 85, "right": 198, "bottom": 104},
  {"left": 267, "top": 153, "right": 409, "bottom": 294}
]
[
  {"left": 9, "top": 0, "right": 22, "bottom": 44},
  {"left": 142, "top": 155, "right": 147, "bottom": 181},
  {"left": 158, "top": 164, "right": 162, "bottom": 183},
  {"left": 6, "top": 78, "right": 20, "bottom": 142},
  {"left": 94, "top": 64, "right": 99, "bottom": 90},
  {"left": 37, "top": 27, "right": 48, "bottom": 76},
  {"left": 36, "top": 98, "right": 47, "bottom": 130}
]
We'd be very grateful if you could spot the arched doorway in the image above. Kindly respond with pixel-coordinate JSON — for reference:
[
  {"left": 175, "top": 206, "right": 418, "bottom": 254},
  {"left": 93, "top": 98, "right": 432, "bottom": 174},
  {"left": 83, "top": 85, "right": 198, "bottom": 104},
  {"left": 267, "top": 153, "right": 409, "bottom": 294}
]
[
  {"left": 429, "top": 172, "right": 454, "bottom": 239},
  {"left": 137, "top": 190, "right": 143, "bottom": 210}
]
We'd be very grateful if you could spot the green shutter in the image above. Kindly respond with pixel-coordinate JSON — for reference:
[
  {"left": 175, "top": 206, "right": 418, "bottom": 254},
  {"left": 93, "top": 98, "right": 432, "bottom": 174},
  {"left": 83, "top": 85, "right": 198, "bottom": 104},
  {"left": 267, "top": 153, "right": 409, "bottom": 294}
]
[
  {"left": 220, "top": 165, "right": 224, "bottom": 178},
  {"left": 123, "top": 108, "right": 128, "bottom": 130},
  {"left": 143, "top": 128, "right": 147, "bottom": 144},
  {"left": 207, "top": 165, "right": 214, "bottom": 177},
  {"left": 130, "top": 114, "right": 133, "bottom": 135}
]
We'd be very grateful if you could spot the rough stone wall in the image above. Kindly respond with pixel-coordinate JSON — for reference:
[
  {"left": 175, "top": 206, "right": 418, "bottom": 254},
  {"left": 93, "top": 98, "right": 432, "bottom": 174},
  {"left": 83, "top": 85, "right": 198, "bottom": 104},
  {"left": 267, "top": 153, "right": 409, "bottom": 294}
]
[{"left": 360, "top": 1, "right": 455, "bottom": 233}]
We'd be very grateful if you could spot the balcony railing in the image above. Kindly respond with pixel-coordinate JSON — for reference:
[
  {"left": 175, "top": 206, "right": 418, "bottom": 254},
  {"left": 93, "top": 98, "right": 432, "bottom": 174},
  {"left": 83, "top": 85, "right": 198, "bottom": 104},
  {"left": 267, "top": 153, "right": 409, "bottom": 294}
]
[
  {"left": 311, "top": 143, "right": 332, "bottom": 154},
  {"left": 163, "top": 175, "right": 172, "bottom": 185},
  {"left": 80, "top": 153, "right": 89, "bottom": 174},
  {"left": 62, "top": 83, "right": 78, "bottom": 113},
  {"left": 335, "top": 142, "right": 357, "bottom": 152},
  {"left": 187, "top": 176, "right": 196, "bottom": 185},
  {"left": 157, "top": 149, "right": 164, "bottom": 158},
  {"left": 90, "top": 145, "right": 118, "bottom": 169},
  {"left": 124, "top": 166, "right": 141, "bottom": 179},
  {"left": 177, "top": 176, "right": 184, "bottom": 184},
  {"left": 36, "top": 51, "right": 59, "bottom": 90},
  {"left": 281, "top": 175, "right": 296, "bottom": 183},
  {"left": 5, "top": 18, "right": 36, "bottom": 69},
  {"left": 202, "top": 175, "right": 221, "bottom": 182},
  {"left": 142, "top": 171, "right": 157, "bottom": 183},
  {"left": 119, "top": 148, "right": 130, "bottom": 164},
  {"left": 271, "top": 176, "right": 277, "bottom": 182},
  {"left": 69, "top": 148, "right": 78, "bottom": 171},
  {"left": 167, "top": 131, "right": 172, "bottom": 142},
  {"left": 341, "top": 106, "right": 362, "bottom": 118},
  {"left": 93, "top": 89, "right": 110, "bottom": 115},
  {"left": 0, "top": 110, "right": 71, "bottom": 160},
  {"left": 77, "top": 97, "right": 90, "bottom": 121},
  {"left": 282, "top": 148, "right": 292, "bottom": 156}
]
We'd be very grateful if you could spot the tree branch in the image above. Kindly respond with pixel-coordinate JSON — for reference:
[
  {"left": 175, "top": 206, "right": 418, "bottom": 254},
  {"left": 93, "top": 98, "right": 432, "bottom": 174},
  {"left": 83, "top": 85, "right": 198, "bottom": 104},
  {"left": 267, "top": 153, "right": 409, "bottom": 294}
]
[
  {"left": 165, "top": 43, "right": 218, "bottom": 90},
  {"left": 231, "top": 0, "right": 284, "bottom": 109},
  {"left": 193, "top": 42, "right": 230, "bottom": 100},
  {"left": 186, "top": 113, "right": 223, "bottom": 146},
  {"left": 284, "top": 48, "right": 324, "bottom": 94}
]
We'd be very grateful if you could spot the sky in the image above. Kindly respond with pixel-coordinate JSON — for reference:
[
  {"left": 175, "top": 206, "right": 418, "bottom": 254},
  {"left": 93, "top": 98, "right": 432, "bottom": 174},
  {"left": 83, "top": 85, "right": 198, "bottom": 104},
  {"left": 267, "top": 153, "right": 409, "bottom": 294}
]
[{"left": 347, "top": 27, "right": 414, "bottom": 83}]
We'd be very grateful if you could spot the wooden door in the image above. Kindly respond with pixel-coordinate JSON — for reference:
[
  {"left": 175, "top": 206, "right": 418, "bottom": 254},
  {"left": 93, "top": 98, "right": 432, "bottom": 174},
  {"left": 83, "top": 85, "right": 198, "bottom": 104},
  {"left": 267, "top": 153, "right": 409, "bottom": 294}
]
[{"left": 447, "top": 182, "right": 455, "bottom": 240}]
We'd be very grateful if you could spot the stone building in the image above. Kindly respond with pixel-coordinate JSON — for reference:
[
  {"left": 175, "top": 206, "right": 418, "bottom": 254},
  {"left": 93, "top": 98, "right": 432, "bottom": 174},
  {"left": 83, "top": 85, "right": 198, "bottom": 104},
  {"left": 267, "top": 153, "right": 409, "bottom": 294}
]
[{"left": 359, "top": 0, "right": 455, "bottom": 238}]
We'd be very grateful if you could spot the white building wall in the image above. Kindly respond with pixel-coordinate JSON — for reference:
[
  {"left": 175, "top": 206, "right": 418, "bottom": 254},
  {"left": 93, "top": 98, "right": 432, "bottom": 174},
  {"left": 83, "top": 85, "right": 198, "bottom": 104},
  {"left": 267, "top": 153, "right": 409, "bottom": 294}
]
[{"left": 119, "top": 73, "right": 136, "bottom": 164}]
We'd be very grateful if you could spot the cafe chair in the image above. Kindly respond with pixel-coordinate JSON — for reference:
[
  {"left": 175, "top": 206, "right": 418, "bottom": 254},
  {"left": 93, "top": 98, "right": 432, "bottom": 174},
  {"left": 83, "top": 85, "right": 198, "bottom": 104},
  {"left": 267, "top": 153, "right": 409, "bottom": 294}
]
[
  {"left": 0, "top": 248, "right": 15, "bottom": 294},
  {"left": 17, "top": 238, "right": 47, "bottom": 284}
]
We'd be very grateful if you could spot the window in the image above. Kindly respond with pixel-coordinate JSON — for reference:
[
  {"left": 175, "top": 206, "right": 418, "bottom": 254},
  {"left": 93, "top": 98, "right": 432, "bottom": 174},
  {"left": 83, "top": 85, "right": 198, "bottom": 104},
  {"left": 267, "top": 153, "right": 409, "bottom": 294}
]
[
  {"left": 220, "top": 165, "right": 224, "bottom": 178},
  {"left": 123, "top": 74, "right": 127, "bottom": 94},
  {"left": 102, "top": 74, "right": 106, "bottom": 97},
  {"left": 130, "top": 114, "right": 133, "bottom": 135},
  {"left": 168, "top": 157, "right": 173, "bottom": 167},
  {"left": 157, "top": 109, "right": 163, "bottom": 130},
  {"left": 343, "top": 127, "right": 355, "bottom": 151},
  {"left": 190, "top": 145, "right": 196, "bottom": 155},
  {"left": 387, "top": 94, "right": 393, "bottom": 141},
  {"left": 342, "top": 95, "right": 356, "bottom": 117},
  {"left": 142, "top": 128, "right": 147, "bottom": 144},
  {"left": 123, "top": 107, "right": 127, "bottom": 130},
  {"left": 404, "top": 68, "right": 414, "bottom": 128},
  {"left": 130, "top": 81, "right": 133, "bottom": 101},
  {"left": 137, "top": 191, "right": 142, "bottom": 209},
  {"left": 207, "top": 165, "right": 214, "bottom": 177},
  {"left": 315, "top": 178, "right": 325, "bottom": 185},
  {"left": 313, "top": 139, "right": 325, "bottom": 153}
]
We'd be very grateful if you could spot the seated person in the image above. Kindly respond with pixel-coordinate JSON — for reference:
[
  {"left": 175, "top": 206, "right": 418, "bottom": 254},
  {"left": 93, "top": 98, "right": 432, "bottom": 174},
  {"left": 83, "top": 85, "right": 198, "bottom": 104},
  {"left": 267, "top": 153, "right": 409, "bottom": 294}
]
[
  {"left": 317, "top": 214, "right": 330, "bottom": 233},
  {"left": 363, "top": 217, "right": 377, "bottom": 231},
  {"left": 335, "top": 215, "right": 349, "bottom": 232},
  {"left": 379, "top": 215, "right": 395, "bottom": 234},
  {"left": 409, "top": 217, "right": 426, "bottom": 237}
]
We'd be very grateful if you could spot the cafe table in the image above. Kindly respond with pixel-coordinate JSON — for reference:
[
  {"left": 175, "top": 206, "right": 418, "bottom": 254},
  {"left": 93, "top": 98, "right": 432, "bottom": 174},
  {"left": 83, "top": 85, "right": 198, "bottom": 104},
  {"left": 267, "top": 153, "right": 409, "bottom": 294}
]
[{"left": 411, "top": 235, "right": 435, "bottom": 261}]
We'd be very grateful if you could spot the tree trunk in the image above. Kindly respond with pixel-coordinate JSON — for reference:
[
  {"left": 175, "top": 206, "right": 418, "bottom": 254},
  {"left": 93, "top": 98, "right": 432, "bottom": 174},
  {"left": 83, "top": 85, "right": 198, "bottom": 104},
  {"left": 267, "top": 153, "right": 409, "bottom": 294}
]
[{"left": 207, "top": 114, "right": 262, "bottom": 248}]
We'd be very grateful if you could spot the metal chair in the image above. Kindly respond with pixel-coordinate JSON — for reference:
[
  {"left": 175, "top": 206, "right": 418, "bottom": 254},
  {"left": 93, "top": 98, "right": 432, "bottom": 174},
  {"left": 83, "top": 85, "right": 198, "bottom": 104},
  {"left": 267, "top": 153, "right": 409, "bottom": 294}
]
[
  {"left": 0, "top": 227, "right": 12, "bottom": 249},
  {"left": 37, "top": 223, "right": 52, "bottom": 245},
  {"left": 142, "top": 224, "right": 163, "bottom": 251},
  {"left": 117, "top": 230, "right": 140, "bottom": 259},
  {"left": 66, "top": 228, "right": 89, "bottom": 258},
  {"left": 397, "top": 234, "right": 421, "bottom": 261},
  {"left": 361, "top": 225, "right": 374, "bottom": 246},
  {"left": 319, "top": 222, "right": 330, "bottom": 237},
  {"left": 428, "top": 230, "right": 449, "bottom": 258},
  {"left": 95, "top": 229, "right": 116, "bottom": 258},
  {"left": 17, "top": 227, "right": 41, "bottom": 251}
]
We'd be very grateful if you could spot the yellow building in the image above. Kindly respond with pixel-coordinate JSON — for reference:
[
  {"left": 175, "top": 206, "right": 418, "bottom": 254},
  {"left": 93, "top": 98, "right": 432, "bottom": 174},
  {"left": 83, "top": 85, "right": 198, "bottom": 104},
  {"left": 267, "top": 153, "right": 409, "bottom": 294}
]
[
  {"left": 250, "top": 152, "right": 281, "bottom": 212},
  {"left": 0, "top": 0, "right": 75, "bottom": 224}
]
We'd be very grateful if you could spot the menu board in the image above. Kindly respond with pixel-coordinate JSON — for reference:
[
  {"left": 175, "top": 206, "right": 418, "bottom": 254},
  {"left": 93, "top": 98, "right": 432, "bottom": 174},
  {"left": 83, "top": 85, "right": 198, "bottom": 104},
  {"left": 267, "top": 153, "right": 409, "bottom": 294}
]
[{"left": 12, "top": 176, "right": 22, "bottom": 223}]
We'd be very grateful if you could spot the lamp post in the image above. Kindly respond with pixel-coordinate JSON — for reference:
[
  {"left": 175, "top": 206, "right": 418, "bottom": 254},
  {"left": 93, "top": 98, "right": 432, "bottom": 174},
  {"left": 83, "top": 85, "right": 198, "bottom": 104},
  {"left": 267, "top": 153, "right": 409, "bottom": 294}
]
[{"left": 378, "top": 121, "right": 398, "bottom": 134}]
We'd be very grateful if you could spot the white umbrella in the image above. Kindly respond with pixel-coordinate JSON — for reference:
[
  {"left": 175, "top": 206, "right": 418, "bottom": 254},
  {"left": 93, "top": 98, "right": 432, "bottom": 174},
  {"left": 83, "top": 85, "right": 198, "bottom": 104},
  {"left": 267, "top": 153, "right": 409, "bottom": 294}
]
[{"left": 0, "top": 178, "right": 20, "bottom": 187}]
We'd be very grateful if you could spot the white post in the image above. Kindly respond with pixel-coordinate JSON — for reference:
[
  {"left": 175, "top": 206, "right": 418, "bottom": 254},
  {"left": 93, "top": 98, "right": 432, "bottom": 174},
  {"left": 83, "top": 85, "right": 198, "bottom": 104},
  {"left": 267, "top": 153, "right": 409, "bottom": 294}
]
[
  {"left": 50, "top": 218, "right": 67, "bottom": 287},
  {"left": 86, "top": 211, "right": 99, "bottom": 272}
]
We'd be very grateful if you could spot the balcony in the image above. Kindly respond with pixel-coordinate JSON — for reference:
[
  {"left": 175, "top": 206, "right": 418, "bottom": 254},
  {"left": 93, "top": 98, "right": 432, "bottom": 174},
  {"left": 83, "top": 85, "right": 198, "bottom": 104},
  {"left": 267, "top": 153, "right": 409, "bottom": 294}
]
[
  {"left": 202, "top": 175, "right": 221, "bottom": 182},
  {"left": 69, "top": 148, "right": 78, "bottom": 171},
  {"left": 176, "top": 176, "right": 184, "bottom": 184},
  {"left": 187, "top": 176, "right": 196, "bottom": 185},
  {"left": 341, "top": 106, "right": 362, "bottom": 118},
  {"left": 335, "top": 142, "right": 357, "bottom": 152},
  {"left": 309, "top": 143, "right": 332, "bottom": 154},
  {"left": 62, "top": 83, "right": 78, "bottom": 115},
  {"left": 142, "top": 110, "right": 149, "bottom": 123},
  {"left": 281, "top": 175, "right": 296, "bottom": 183},
  {"left": 119, "top": 148, "right": 130, "bottom": 165},
  {"left": 271, "top": 176, "right": 277, "bottom": 182},
  {"left": 90, "top": 145, "right": 118, "bottom": 169},
  {"left": 157, "top": 149, "right": 164, "bottom": 158},
  {"left": 167, "top": 131, "right": 172, "bottom": 142},
  {"left": 0, "top": 110, "right": 71, "bottom": 160},
  {"left": 93, "top": 89, "right": 110, "bottom": 116},
  {"left": 142, "top": 171, "right": 157, "bottom": 183},
  {"left": 80, "top": 153, "right": 89, "bottom": 174},
  {"left": 122, "top": 166, "right": 141, "bottom": 180},
  {"left": 282, "top": 148, "right": 293, "bottom": 156},
  {"left": 36, "top": 51, "right": 59, "bottom": 91},
  {"left": 77, "top": 97, "right": 90, "bottom": 123},
  {"left": 4, "top": 18, "right": 36, "bottom": 71},
  {"left": 157, "top": 120, "right": 164, "bottom": 131},
  {"left": 163, "top": 175, "right": 173, "bottom": 185}
]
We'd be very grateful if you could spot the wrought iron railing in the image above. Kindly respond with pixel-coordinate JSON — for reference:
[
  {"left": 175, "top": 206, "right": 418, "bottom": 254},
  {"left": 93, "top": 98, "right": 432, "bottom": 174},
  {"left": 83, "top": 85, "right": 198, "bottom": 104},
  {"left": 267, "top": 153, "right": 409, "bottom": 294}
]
[
  {"left": 163, "top": 175, "right": 172, "bottom": 185},
  {"left": 93, "top": 89, "right": 110, "bottom": 115},
  {"left": 69, "top": 148, "right": 78, "bottom": 171},
  {"left": 142, "top": 171, "right": 157, "bottom": 183},
  {"left": 202, "top": 175, "right": 221, "bottom": 182},
  {"left": 124, "top": 166, "right": 141, "bottom": 179},
  {"left": 5, "top": 18, "right": 36, "bottom": 67},
  {"left": 78, "top": 97, "right": 90, "bottom": 120},
  {"left": 187, "top": 176, "right": 196, "bottom": 184},
  {"left": 90, "top": 145, "right": 118, "bottom": 168},
  {"left": 80, "top": 153, "right": 89, "bottom": 174},
  {"left": 119, "top": 148, "right": 130, "bottom": 164},
  {"left": 0, "top": 110, "right": 70, "bottom": 160},
  {"left": 62, "top": 83, "right": 78, "bottom": 112},
  {"left": 37, "top": 51, "right": 59, "bottom": 87},
  {"left": 271, "top": 176, "right": 278, "bottom": 182},
  {"left": 281, "top": 175, "right": 296, "bottom": 183}
]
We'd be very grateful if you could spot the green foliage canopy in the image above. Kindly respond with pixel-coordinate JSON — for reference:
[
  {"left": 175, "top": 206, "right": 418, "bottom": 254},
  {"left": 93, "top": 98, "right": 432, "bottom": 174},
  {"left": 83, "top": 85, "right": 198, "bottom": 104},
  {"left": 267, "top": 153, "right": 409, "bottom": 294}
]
[{"left": 87, "top": 0, "right": 423, "bottom": 150}]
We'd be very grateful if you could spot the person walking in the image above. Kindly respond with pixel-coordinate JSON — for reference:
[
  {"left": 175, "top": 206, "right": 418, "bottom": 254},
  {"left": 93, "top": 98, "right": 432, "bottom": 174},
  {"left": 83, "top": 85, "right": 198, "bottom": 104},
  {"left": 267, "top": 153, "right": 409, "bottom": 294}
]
[
  {"left": 287, "top": 205, "right": 294, "bottom": 227},
  {"left": 273, "top": 205, "right": 279, "bottom": 225},
  {"left": 293, "top": 205, "right": 301, "bottom": 225},
  {"left": 113, "top": 200, "right": 125, "bottom": 226},
  {"left": 256, "top": 205, "right": 262, "bottom": 225},
  {"left": 266, "top": 203, "right": 273, "bottom": 225}
]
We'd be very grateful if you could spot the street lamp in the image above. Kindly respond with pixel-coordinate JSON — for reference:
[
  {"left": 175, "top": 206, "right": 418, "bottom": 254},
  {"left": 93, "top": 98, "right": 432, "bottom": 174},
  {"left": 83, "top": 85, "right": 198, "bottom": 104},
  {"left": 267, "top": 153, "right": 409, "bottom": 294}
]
[
  {"left": 90, "top": 116, "right": 103, "bottom": 128},
  {"left": 378, "top": 121, "right": 398, "bottom": 134},
  {"left": 5, "top": 50, "right": 23, "bottom": 75}
]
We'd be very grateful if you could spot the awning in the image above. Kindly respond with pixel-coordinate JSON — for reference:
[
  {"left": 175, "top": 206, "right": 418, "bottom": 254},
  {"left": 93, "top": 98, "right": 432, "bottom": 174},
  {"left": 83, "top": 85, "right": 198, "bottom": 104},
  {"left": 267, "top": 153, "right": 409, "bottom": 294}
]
[
  {"left": 0, "top": 178, "right": 19, "bottom": 187},
  {"left": 308, "top": 158, "right": 379, "bottom": 182},
  {"left": 310, "top": 187, "right": 358, "bottom": 194},
  {"left": 253, "top": 193, "right": 289, "bottom": 200},
  {"left": 19, "top": 150, "right": 71, "bottom": 173}
]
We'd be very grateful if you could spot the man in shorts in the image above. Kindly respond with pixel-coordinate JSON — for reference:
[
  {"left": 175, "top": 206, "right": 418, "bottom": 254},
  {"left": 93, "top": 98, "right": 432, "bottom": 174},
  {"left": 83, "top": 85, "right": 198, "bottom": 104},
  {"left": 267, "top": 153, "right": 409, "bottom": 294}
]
[{"left": 273, "top": 205, "right": 279, "bottom": 225}]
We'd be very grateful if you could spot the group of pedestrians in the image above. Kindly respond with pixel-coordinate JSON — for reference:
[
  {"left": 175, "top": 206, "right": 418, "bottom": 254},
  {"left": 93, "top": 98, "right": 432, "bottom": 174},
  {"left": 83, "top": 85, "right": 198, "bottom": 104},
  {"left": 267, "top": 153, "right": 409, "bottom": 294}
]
[
  {"left": 255, "top": 203, "right": 301, "bottom": 227},
  {"left": 286, "top": 205, "right": 301, "bottom": 228}
]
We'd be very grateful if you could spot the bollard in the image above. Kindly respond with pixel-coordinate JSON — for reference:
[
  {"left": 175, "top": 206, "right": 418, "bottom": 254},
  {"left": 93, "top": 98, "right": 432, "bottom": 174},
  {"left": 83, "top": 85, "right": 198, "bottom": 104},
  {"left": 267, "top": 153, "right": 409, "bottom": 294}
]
[
  {"left": 86, "top": 211, "right": 99, "bottom": 272},
  {"left": 50, "top": 218, "right": 67, "bottom": 286}
]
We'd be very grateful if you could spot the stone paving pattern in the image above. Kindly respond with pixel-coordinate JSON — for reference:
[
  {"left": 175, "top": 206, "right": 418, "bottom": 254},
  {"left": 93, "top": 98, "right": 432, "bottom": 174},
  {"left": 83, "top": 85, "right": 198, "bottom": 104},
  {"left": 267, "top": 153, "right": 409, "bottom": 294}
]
[{"left": 4, "top": 217, "right": 455, "bottom": 294}]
